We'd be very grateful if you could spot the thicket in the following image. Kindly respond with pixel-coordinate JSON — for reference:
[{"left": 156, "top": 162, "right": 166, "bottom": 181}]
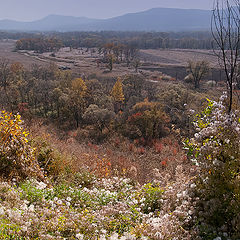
[
  {"left": 1, "top": 59, "right": 203, "bottom": 144},
  {"left": 10, "top": 31, "right": 215, "bottom": 52},
  {"left": 16, "top": 38, "right": 63, "bottom": 53},
  {"left": 53, "top": 31, "right": 214, "bottom": 50},
  {"left": 185, "top": 95, "right": 240, "bottom": 239}
]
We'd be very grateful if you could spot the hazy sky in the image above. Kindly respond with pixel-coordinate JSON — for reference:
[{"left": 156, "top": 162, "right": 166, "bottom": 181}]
[{"left": 0, "top": 0, "right": 215, "bottom": 21}]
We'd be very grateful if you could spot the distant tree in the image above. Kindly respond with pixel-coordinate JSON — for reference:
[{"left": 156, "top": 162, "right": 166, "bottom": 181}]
[
  {"left": 132, "top": 59, "right": 141, "bottom": 73},
  {"left": 0, "top": 58, "right": 11, "bottom": 109},
  {"left": 83, "top": 104, "right": 115, "bottom": 133},
  {"left": 186, "top": 60, "right": 209, "bottom": 89},
  {"left": 212, "top": 0, "right": 240, "bottom": 112},
  {"left": 0, "top": 58, "right": 10, "bottom": 91},
  {"left": 122, "top": 75, "right": 144, "bottom": 105},
  {"left": 125, "top": 100, "right": 169, "bottom": 143},
  {"left": 111, "top": 77, "right": 125, "bottom": 113},
  {"left": 106, "top": 54, "right": 115, "bottom": 72},
  {"left": 69, "top": 78, "right": 87, "bottom": 128}
]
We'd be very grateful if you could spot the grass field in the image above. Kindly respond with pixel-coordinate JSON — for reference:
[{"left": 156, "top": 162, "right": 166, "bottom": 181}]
[{"left": 0, "top": 40, "right": 224, "bottom": 82}]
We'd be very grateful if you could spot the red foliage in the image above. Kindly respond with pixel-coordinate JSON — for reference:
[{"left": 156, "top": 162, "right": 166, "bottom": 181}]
[
  {"left": 138, "top": 147, "right": 145, "bottom": 154},
  {"left": 154, "top": 141, "right": 163, "bottom": 153},
  {"left": 114, "top": 138, "right": 120, "bottom": 147},
  {"left": 161, "top": 160, "right": 167, "bottom": 168},
  {"left": 172, "top": 147, "right": 178, "bottom": 156},
  {"left": 18, "top": 102, "right": 28, "bottom": 114},
  {"left": 127, "top": 112, "right": 142, "bottom": 122},
  {"left": 128, "top": 144, "right": 134, "bottom": 152}
]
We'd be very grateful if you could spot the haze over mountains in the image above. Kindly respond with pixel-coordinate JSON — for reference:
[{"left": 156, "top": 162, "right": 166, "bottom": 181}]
[{"left": 0, "top": 8, "right": 212, "bottom": 32}]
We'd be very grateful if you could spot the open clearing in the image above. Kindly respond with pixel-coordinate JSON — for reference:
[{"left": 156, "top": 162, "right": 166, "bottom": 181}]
[
  {"left": 139, "top": 49, "right": 220, "bottom": 68},
  {"left": 0, "top": 40, "right": 223, "bottom": 81},
  {"left": 0, "top": 40, "right": 48, "bottom": 67}
]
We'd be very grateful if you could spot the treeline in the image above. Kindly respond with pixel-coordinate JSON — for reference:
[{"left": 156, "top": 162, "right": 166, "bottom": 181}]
[
  {"left": 3, "top": 31, "right": 215, "bottom": 51},
  {"left": 55, "top": 31, "right": 214, "bottom": 50},
  {"left": 15, "top": 38, "right": 63, "bottom": 53},
  {"left": 0, "top": 31, "right": 38, "bottom": 40}
]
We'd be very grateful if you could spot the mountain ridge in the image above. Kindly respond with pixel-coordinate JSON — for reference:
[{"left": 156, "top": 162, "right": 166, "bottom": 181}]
[{"left": 0, "top": 7, "right": 212, "bottom": 32}]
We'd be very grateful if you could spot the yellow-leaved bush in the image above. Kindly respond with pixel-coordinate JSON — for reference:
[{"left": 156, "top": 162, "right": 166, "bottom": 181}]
[{"left": 0, "top": 111, "right": 44, "bottom": 180}]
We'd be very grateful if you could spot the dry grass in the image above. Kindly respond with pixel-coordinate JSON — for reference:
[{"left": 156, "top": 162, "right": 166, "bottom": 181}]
[
  {"left": 28, "top": 121, "right": 193, "bottom": 185},
  {"left": 140, "top": 49, "right": 220, "bottom": 68}
]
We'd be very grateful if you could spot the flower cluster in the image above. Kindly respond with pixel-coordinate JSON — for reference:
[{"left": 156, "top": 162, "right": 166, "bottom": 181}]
[
  {"left": 184, "top": 94, "right": 240, "bottom": 239},
  {"left": 0, "top": 166, "right": 196, "bottom": 239}
]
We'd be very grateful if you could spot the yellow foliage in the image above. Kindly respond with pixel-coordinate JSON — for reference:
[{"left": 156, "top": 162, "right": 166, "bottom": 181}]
[
  {"left": 111, "top": 77, "right": 125, "bottom": 103},
  {"left": 71, "top": 78, "right": 87, "bottom": 97},
  {"left": 0, "top": 111, "right": 43, "bottom": 180}
]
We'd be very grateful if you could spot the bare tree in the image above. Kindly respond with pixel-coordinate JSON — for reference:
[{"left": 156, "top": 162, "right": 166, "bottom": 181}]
[
  {"left": 0, "top": 58, "right": 10, "bottom": 91},
  {"left": 212, "top": 0, "right": 240, "bottom": 113},
  {"left": 186, "top": 60, "right": 210, "bottom": 89},
  {"left": 0, "top": 58, "right": 12, "bottom": 109}
]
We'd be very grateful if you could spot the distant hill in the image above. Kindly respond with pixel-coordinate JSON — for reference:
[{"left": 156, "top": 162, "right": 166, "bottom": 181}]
[{"left": 0, "top": 8, "right": 212, "bottom": 32}]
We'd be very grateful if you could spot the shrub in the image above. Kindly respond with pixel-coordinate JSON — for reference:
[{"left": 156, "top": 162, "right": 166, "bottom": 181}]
[
  {"left": 123, "top": 100, "right": 169, "bottom": 144},
  {"left": 185, "top": 94, "right": 240, "bottom": 238},
  {"left": 0, "top": 111, "right": 43, "bottom": 181},
  {"left": 83, "top": 104, "right": 115, "bottom": 142},
  {"left": 138, "top": 183, "right": 164, "bottom": 214},
  {"left": 33, "top": 136, "right": 74, "bottom": 178}
]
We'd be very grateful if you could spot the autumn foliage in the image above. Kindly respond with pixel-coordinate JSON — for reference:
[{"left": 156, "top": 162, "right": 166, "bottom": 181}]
[{"left": 0, "top": 111, "right": 43, "bottom": 180}]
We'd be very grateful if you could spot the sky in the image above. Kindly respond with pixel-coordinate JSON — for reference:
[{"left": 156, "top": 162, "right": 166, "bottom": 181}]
[{"left": 0, "top": 0, "right": 215, "bottom": 21}]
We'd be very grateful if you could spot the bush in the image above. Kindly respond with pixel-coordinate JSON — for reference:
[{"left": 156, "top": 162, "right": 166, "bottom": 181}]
[
  {"left": 185, "top": 95, "right": 240, "bottom": 238},
  {"left": 0, "top": 111, "right": 43, "bottom": 181},
  {"left": 122, "top": 100, "right": 169, "bottom": 144},
  {"left": 33, "top": 136, "right": 74, "bottom": 178}
]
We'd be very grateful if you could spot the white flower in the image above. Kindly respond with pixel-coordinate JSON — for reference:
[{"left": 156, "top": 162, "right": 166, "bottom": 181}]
[
  {"left": 66, "top": 197, "right": 72, "bottom": 202},
  {"left": 155, "top": 231, "right": 163, "bottom": 239},
  {"left": 188, "top": 210, "right": 193, "bottom": 215},
  {"left": 100, "top": 229, "right": 107, "bottom": 234},
  {"left": 0, "top": 207, "right": 4, "bottom": 215},
  {"left": 182, "top": 191, "right": 187, "bottom": 198},
  {"left": 57, "top": 200, "right": 63, "bottom": 205},
  {"left": 76, "top": 233, "right": 84, "bottom": 239},
  {"left": 190, "top": 183, "right": 196, "bottom": 189},
  {"left": 36, "top": 181, "right": 47, "bottom": 190},
  {"left": 225, "top": 139, "right": 230, "bottom": 144},
  {"left": 109, "top": 233, "right": 119, "bottom": 240},
  {"left": 21, "top": 226, "right": 28, "bottom": 232},
  {"left": 99, "top": 236, "right": 106, "bottom": 240},
  {"left": 177, "top": 193, "right": 182, "bottom": 198},
  {"left": 29, "top": 204, "right": 35, "bottom": 212}
]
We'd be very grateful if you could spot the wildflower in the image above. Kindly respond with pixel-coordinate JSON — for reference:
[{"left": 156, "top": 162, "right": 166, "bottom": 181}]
[
  {"left": 155, "top": 231, "right": 163, "bottom": 239},
  {"left": 36, "top": 181, "right": 47, "bottom": 190},
  {"left": 29, "top": 205, "right": 35, "bottom": 212},
  {"left": 0, "top": 207, "right": 4, "bottom": 215},
  {"left": 190, "top": 183, "right": 196, "bottom": 189},
  {"left": 99, "top": 236, "right": 107, "bottom": 240},
  {"left": 66, "top": 197, "right": 72, "bottom": 202},
  {"left": 100, "top": 229, "right": 107, "bottom": 234},
  {"left": 21, "top": 226, "right": 28, "bottom": 232},
  {"left": 109, "top": 233, "right": 119, "bottom": 240},
  {"left": 213, "top": 237, "right": 221, "bottom": 240},
  {"left": 76, "top": 233, "right": 84, "bottom": 240}
]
